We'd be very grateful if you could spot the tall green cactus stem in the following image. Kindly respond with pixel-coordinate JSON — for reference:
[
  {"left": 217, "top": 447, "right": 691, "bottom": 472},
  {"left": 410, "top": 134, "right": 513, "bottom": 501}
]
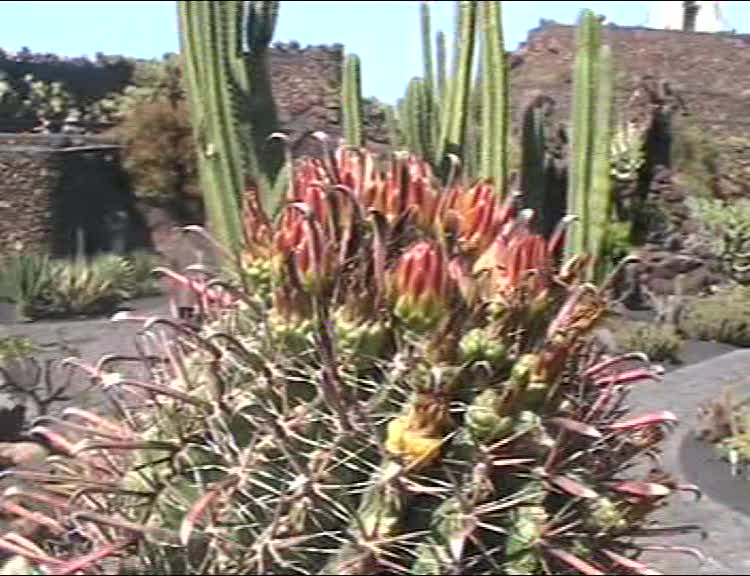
[
  {"left": 437, "top": 1, "right": 477, "bottom": 170},
  {"left": 565, "top": 9, "right": 612, "bottom": 279},
  {"left": 242, "top": 1, "right": 284, "bottom": 200},
  {"left": 177, "top": 1, "right": 281, "bottom": 254},
  {"left": 436, "top": 30, "right": 447, "bottom": 105},
  {"left": 590, "top": 45, "right": 614, "bottom": 280},
  {"left": 478, "top": 1, "right": 508, "bottom": 196},
  {"left": 384, "top": 104, "right": 402, "bottom": 149},
  {"left": 405, "top": 78, "right": 433, "bottom": 160},
  {"left": 521, "top": 93, "right": 548, "bottom": 235},
  {"left": 342, "top": 54, "right": 364, "bottom": 147},
  {"left": 420, "top": 1, "right": 438, "bottom": 146}
]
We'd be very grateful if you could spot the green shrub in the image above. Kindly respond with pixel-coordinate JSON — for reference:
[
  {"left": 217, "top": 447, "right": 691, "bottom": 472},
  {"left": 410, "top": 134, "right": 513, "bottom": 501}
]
[
  {"left": 114, "top": 99, "right": 199, "bottom": 205},
  {"left": 679, "top": 285, "right": 750, "bottom": 347},
  {"left": 46, "top": 255, "right": 136, "bottom": 317},
  {"left": 613, "top": 320, "right": 683, "bottom": 363},
  {"left": 0, "top": 336, "right": 35, "bottom": 363},
  {"left": 671, "top": 121, "right": 720, "bottom": 198}
]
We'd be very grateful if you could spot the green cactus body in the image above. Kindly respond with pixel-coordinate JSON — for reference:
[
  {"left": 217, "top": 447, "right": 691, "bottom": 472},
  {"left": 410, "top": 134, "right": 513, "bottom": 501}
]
[
  {"left": 420, "top": 1, "right": 438, "bottom": 146},
  {"left": 334, "top": 311, "right": 391, "bottom": 370},
  {"left": 590, "top": 44, "right": 614, "bottom": 280},
  {"left": 267, "top": 309, "right": 315, "bottom": 355},
  {"left": 565, "top": 9, "right": 597, "bottom": 260},
  {"left": 504, "top": 506, "right": 547, "bottom": 575},
  {"left": 459, "top": 327, "right": 508, "bottom": 367},
  {"left": 384, "top": 104, "right": 402, "bottom": 149},
  {"left": 405, "top": 78, "right": 432, "bottom": 160},
  {"left": 465, "top": 388, "right": 513, "bottom": 442},
  {"left": 342, "top": 53, "right": 364, "bottom": 147},
  {"left": 436, "top": 30, "right": 448, "bottom": 105}
]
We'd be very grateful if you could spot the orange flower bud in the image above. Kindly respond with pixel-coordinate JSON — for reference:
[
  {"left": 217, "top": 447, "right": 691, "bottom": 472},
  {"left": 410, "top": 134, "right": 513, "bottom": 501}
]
[{"left": 438, "top": 180, "right": 504, "bottom": 254}]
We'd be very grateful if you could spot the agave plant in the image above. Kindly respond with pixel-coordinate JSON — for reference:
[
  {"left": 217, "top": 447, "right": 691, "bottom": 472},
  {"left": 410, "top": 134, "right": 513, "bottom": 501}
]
[
  {"left": 0, "top": 141, "right": 702, "bottom": 575},
  {"left": 0, "top": 254, "right": 55, "bottom": 322},
  {"left": 46, "top": 255, "right": 136, "bottom": 317}
]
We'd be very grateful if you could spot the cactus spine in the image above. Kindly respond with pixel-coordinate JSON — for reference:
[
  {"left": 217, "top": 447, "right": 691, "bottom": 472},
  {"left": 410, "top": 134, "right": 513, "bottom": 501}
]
[
  {"left": 177, "top": 1, "right": 281, "bottom": 254},
  {"left": 565, "top": 9, "right": 614, "bottom": 277},
  {"left": 478, "top": 1, "right": 508, "bottom": 195},
  {"left": 342, "top": 53, "right": 364, "bottom": 147}
]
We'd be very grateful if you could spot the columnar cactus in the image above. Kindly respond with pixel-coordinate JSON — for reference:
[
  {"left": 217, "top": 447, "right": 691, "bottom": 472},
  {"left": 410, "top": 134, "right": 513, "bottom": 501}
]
[
  {"left": 437, "top": 1, "right": 477, "bottom": 168},
  {"left": 521, "top": 93, "right": 550, "bottom": 236},
  {"left": 0, "top": 141, "right": 702, "bottom": 576},
  {"left": 392, "top": 1, "right": 508, "bottom": 192},
  {"left": 404, "top": 77, "right": 433, "bottom": 160},
  {"left": 342, "top": 53, "right": 364, "bottom": 147},
  {"left": 177, "top": 0, "right": 283, "bottom": 254},
  {"left": 564, "top": 9, "right": 614, "bottom": 279},
  {"left": 478, "top": 0, "right": 509, "bottom": 194}
]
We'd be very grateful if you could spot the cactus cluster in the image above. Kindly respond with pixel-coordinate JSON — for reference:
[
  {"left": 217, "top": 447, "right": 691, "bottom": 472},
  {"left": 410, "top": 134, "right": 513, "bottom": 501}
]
[
  {"left": 0, "top": 141, "right": 701, "bottom": 575},
  {"left": 384, "top": 1, "right": 508, "bottom": 190}
]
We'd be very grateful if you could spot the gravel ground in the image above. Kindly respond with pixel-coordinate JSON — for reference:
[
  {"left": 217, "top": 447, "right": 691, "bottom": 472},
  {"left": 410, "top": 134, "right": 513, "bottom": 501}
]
[{"left": 0, "top": 296, "right": 171, "bottom": 416}]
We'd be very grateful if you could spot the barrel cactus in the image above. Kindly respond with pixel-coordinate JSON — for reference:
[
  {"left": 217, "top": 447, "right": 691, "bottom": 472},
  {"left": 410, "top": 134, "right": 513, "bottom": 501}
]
[{"left": 0, "top": 143, "right": 702, "bottom": 575}]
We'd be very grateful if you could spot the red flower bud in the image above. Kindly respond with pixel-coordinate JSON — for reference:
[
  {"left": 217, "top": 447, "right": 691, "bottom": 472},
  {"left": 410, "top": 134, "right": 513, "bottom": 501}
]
[{"left": 391, "top": 242, "right": 454, "bottom": 330}]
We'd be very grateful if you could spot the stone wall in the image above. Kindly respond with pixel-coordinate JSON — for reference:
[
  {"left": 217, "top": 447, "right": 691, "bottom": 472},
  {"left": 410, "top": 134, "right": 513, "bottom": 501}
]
[
  {"left": 0, "top": 146, "right": 58, "bottom": 255},
  {"left": 0, "top": 44, "right": 355, "bottom": 259},
  {"left": 510, "top": 22, "right": 750, "bottom": 142},
  {"left": 268, "top": 42, "right": 386, "bottom": 154},
  {"left": 0, "top": 134, "right": 149, "bottom": 258}
]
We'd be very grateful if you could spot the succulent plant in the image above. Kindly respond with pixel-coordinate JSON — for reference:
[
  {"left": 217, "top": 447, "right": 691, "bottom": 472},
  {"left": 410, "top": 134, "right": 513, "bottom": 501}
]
[
  {"left": 612, "top": 320, "right": 683, "bottom": 364},
  {"left": 697, "top": 388, "right": 750, "bottom": 477},
  {"left": 0, "top": 254, "right": 137, "bottom": 321},
  {"left": 0, "top": 140, "right": 703, "bottom": 575},
  {"left": 678, "top": 285, "right": 750, "bottom": 347}
]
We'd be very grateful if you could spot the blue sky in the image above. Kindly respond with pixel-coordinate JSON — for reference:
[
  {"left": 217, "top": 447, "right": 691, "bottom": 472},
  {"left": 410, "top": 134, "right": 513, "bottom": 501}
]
[{"left": 0, "top": 1, "right": 747, "bottom": 104}]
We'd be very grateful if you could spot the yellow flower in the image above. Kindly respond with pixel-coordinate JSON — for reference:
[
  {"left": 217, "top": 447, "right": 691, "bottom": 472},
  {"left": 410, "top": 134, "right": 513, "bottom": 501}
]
[{"left": 385, "top": 416, "right": 444, "bottom": 471}]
